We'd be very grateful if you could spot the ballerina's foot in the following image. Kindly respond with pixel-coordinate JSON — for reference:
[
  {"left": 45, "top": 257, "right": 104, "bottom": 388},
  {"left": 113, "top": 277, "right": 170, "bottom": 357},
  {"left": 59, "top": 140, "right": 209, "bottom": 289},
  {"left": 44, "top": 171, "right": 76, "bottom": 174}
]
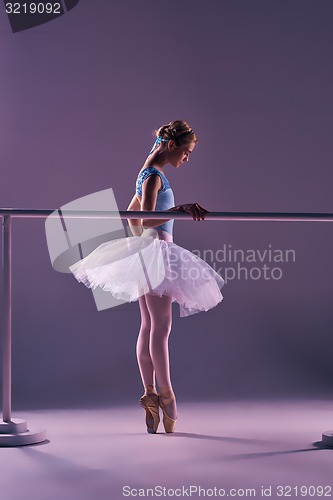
[
  {"left": 158, "top": 389, "right": 178, "bottom": 433},
  {"left": 159, "top": 389, "right": 178, "bottom": 421}
]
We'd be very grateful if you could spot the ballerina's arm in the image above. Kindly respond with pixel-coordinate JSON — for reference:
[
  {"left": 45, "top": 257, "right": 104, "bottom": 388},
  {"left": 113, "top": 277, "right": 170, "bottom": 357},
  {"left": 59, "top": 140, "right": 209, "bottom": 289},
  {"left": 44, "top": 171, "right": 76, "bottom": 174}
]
[
  {"left": 127, "top": 174, "right": 209, "bottom": 236},
  {"left": 127, "top": 174, "right": 174, "bottom": 235},
  {"left": 126, "top": 193, "right": 143, "bottom": 236},
  {"left": 140, "top": 174, "right": 209, "bottom": 227}
]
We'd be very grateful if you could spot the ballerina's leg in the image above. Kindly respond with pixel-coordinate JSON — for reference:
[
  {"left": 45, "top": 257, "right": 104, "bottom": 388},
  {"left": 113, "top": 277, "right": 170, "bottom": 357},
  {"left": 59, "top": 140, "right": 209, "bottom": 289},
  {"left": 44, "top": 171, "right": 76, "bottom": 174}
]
[
  {"left": 136, "top": 294, "right": 157, "bottom": 395},
  {"left": 145, "top": 292, "right": 177, "bottom": 420}
]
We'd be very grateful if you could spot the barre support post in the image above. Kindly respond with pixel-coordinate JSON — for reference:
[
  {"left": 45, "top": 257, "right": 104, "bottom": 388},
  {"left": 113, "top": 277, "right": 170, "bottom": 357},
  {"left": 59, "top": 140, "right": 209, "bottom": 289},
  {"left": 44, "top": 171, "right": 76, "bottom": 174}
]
[
  {"left": 1, "top": 214, "right": 46, "bottom": 446},
  {"left": 2, "top": 214, "right": 12, "bottom": 422}
]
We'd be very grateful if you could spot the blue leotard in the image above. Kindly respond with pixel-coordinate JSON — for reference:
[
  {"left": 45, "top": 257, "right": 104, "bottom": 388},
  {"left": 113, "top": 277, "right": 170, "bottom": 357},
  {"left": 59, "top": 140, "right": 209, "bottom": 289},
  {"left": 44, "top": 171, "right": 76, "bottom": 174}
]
[{"left": 135, "top": 166, "right": 175, "bottom": 235}]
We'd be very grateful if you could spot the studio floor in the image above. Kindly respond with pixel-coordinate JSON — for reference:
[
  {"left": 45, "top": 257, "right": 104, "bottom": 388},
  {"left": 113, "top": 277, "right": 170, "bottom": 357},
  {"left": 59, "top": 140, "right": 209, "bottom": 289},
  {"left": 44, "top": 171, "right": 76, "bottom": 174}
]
[{"left": 0, "top": 400, "right": 332, "bottom": 500}]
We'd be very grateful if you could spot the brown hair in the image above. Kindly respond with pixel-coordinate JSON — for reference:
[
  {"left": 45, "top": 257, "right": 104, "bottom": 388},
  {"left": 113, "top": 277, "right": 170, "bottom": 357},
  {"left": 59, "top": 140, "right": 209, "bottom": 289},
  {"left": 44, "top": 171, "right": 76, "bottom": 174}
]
[{"left": 154, "top": 120, "right": 198, "bottom": 146}]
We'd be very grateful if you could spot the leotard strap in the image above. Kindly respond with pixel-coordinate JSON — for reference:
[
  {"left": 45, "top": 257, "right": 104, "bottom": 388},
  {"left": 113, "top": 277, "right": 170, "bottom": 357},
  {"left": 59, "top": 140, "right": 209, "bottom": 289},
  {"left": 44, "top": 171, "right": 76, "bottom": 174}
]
[{"left": 136, "top": 167, "right": 171, "bottom": 196}]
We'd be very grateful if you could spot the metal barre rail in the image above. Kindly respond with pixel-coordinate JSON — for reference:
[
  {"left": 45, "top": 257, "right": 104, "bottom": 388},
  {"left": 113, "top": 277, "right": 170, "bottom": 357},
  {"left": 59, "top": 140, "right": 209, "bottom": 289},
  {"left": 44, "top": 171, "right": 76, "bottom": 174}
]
[
  {"left": 1, "top": 208, "right": 333, "bottom": 446},
  {"left": 1, "top": 208, "right": 333, "bottom": 221}
]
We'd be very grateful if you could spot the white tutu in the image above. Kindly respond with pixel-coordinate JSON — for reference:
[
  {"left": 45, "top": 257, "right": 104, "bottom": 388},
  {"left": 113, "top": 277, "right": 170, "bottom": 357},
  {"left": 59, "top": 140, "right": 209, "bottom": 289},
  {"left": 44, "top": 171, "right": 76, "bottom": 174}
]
[{"left": 69, "top": 228, "right": 224, "bottom": 317}]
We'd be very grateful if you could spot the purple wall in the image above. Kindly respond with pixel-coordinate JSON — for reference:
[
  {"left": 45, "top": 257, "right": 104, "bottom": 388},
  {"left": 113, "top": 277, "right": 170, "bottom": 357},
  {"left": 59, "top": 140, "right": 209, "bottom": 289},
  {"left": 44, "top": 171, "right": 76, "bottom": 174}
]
[{"left": 1, "top": 0, "right": 333, "bottom": 409}]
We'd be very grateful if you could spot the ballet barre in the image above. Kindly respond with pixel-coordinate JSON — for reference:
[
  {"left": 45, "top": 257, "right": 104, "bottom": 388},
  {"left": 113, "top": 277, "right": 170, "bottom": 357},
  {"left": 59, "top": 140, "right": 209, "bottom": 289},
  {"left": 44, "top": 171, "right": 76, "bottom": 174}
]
[
  {"left": 2, "top": 208, "right": 333, "bottom": 221},
  {"left": 1, "top": 207, "right": 333, "bottom": 447}
]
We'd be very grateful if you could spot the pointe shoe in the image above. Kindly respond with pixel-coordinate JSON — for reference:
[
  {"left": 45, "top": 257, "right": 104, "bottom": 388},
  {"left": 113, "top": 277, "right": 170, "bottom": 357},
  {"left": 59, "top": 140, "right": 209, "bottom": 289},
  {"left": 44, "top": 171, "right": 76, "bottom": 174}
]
[
  {"left": 139, "top": 393, "right": 160, "bottom": 434},
  {"left": 158, "top": 391, "right": 178, "bottom": 433}
]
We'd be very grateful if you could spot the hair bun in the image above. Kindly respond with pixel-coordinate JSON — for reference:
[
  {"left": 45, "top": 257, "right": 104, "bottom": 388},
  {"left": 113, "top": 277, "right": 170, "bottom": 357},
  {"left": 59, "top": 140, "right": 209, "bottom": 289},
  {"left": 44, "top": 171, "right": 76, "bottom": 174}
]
[
  {"left": 157, "top": 125, "right": 169, "bottom": 137},
  {"left": 153, "top": 120, "right": 197, "bottom": 145}
]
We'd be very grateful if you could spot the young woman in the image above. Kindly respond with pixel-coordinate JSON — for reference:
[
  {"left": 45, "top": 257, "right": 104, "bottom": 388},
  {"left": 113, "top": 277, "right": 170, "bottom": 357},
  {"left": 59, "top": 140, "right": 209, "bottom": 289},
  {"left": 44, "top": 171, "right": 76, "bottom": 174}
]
[{"left": 70, "top": 120, "right": 224, "bottom": 434}]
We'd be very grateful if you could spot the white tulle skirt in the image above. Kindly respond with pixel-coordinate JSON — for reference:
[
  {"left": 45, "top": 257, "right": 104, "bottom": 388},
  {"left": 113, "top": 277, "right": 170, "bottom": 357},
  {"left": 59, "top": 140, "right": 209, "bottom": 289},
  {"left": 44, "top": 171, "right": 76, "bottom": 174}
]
[{"left": 69, "top": 228, "right": 224, "bottom": 317}]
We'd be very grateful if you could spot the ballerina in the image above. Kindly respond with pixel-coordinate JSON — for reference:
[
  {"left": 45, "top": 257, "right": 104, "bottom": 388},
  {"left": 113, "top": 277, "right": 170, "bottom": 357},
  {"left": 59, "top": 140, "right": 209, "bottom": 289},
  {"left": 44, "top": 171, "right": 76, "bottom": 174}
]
[{"left": 70, "top": 120, "right": 224, "bottom": 433}]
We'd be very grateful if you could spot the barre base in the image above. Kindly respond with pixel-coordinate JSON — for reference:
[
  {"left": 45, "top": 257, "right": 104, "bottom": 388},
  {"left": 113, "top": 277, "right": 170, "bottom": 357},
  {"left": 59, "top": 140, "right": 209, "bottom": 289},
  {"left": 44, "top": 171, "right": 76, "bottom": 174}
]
[{"left": 0, "top": 418, "right": 47, "bottom": 447}]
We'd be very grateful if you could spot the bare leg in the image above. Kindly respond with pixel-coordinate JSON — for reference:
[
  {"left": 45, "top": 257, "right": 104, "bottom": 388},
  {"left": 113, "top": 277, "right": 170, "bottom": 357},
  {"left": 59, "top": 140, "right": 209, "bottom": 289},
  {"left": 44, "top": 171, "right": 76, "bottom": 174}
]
[
  {"left": 137, "top": 294, "right": 160, "bottom": 434},
  {"left": 136, "top": 295, "right": 157, "bottom": 394},
  {"left": 144, "top": 292, "right": 177, "bottom": 420}
]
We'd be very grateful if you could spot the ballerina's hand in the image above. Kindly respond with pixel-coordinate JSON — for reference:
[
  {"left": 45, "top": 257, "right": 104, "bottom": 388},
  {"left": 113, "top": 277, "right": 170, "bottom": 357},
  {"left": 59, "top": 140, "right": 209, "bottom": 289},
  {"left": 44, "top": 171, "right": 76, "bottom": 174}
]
[{"left": 172, "top": 203, "right": 210, "bottom": 221}]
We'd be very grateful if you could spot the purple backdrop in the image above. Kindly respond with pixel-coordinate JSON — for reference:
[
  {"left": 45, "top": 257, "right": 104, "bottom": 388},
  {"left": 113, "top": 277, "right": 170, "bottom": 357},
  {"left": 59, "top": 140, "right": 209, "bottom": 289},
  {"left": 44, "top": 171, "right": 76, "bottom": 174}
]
[{"left": 0, "top": 0, "right": 332, "bottom": 410}]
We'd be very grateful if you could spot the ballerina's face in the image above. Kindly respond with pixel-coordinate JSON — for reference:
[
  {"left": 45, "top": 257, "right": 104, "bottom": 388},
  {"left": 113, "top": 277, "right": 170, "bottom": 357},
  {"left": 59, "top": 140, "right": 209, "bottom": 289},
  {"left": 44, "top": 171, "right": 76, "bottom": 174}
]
[{"left": 169, "top": 141, "right": 196, "bottom": 168}]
